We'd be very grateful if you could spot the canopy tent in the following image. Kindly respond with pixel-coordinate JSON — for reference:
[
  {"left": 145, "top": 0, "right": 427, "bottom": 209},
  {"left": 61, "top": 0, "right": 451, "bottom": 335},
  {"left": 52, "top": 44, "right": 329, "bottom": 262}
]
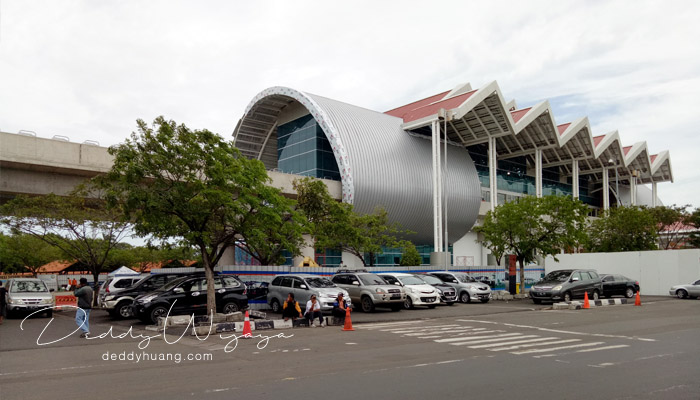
[{"left": 108, "top": 266, "right": 139, "bottom": 276}]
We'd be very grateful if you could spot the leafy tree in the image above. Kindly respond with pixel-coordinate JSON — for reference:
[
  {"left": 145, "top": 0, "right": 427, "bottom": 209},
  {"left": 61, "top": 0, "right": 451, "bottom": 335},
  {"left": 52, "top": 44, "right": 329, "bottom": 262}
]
[
  {"left": 0, "top": 192, "right": 131, "bottom": 301},
  {"left": 399, "top": 240, "right": 422, "bottom": 266},
  {"left": 687, "top": 208, "right": 700, "bottom": 248},
  {"left": 0, "top": 234, "right": 26, "bottom": 274},
  {"left": 588, "top": 206, "right": 658, "bottom": 252},
  {"left": 100, "top": 117, "right": 303, "bottom": 314},
  {"left": 648, "top": 205, "right": 692, "bottom": 249},
  {"left": 293, "top": 178, "right": 408, "bottom": 266},
  {"left": 474, "top": 195, "right": 589, "bottom": 290},
  {"left": 0, "top": 233, "right": 62, "bottom": 276}
]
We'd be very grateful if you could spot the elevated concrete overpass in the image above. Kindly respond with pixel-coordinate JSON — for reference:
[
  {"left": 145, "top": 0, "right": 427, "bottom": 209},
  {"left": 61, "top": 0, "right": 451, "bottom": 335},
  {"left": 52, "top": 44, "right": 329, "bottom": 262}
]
[{"left": 0, "top": 131, "right": 342, "bottom": 202}]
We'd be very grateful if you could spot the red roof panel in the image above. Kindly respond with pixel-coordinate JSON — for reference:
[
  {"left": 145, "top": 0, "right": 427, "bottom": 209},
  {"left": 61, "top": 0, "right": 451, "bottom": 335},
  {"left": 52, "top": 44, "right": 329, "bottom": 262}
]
[
  {"left": 402, "top": 90, "right": 477, "bottom": 123},
  {"left": 557, "top": 123, "right": 571, "bottom": 136},
  {"left": 510, "top": 107, "right": 532, "bottom": 124},
  {"left": 650, "top": 154, "right": 658, "bottom": 163},
  {"left": 623, "top": 146, "right": 632, "bottom": 155},
  {"left": 593, "top": 135, "right": 605, "bottom": 147},
  {"left": 385, "top": 90, "right": 450, "bottom": 119}
]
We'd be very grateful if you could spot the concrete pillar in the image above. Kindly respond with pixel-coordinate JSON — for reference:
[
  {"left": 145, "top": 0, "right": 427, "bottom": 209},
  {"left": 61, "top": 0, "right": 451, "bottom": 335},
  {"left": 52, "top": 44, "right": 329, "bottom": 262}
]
[
  {"left": 652, "top": 181, "right": 658, "bottom": 207},
  {"left": 535, "top": 148, "right": 543, "bottom": 198},
  {"left": 630, "top": 170, "right": 637, "bottom": 206},
  {"left": 488, "top": 136, "right": 497, "bottom": 211},
  {"left": 292, "top": 234, "right": 315, "bottom": 267},
  {"left": 217, "top": 244, "right": 236, "bottom": 267},
  {"left": 602, "top": 168, "right": 610, "bottom": 211},
  {"left": 431, "top": 120, "right": 443, "bottom": 252},
  {"left": 572, "top": 160, "right": 579, "bottom": 199}
]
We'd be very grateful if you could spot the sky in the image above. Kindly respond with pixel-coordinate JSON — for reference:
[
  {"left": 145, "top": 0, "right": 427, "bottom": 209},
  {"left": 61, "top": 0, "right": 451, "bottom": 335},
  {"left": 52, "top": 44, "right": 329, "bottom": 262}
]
[{"left": 1, "top": 0, "right": 699, "bottom": 208}]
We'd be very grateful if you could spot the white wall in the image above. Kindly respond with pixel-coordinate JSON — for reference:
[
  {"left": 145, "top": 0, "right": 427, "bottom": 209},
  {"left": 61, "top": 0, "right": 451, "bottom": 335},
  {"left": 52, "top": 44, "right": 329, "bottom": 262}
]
[
  {"left": 453, "top": 231, "right": 485, "bottom": 266},
  {"left": 544, "top": 249, "right": 700, "bottom": 296}
]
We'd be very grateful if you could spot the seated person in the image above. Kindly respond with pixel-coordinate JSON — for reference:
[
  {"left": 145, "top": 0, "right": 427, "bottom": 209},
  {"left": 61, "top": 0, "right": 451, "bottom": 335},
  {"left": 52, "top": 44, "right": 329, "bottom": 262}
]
[
  {"left": 332, "top": 293, "right": 350, "bottom": 321},
  {"left": 282, "top": 293, "right": 302, "bottom": 321},
  {"left": 304, "top": 295, "right": 324, "bottom": 327}
]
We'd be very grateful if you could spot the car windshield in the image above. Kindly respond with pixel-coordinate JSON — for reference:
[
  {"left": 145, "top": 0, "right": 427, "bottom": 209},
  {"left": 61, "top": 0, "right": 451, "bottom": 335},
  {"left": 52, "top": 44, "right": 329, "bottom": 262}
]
[
  {"left": 155, "top": 277, "right": 188, "bottom": 292},
  {"left": 399, "top": 276, "right": 426, "bottom": 285},
  {"left": 358, "top": 274, "right": 387, "bottom": 286},
  {"left": 543, "top": 271, "right": 572, "bottom": 282},
  {"left": 305, "top": 278, "right": 336, "bottom": 288},
  {"left": 11, "top": 281, "right": 48, "bottom": 293},
  {"left": 454, "top": 274, "right": 475, "bottom": 283},
  {"left": 418, "top": 275, "right": 443, "bottom": 285}
]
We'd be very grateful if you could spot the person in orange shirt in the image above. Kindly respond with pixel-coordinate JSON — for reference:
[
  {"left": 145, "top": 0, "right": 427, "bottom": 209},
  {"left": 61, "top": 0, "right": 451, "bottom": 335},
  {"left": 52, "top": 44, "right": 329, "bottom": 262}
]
[{"left": 281, "top": 293, "right": 302, "bottom": 321}]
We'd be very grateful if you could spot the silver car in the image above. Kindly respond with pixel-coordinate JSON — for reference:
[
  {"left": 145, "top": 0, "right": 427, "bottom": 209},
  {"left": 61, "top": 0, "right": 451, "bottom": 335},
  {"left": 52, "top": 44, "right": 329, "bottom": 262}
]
[
  {"left": 427, "top": 271, "right": 492, "bottom": 303},
  {"left": 4, "top": 278, "right": 55, "bottom": 318},
  {"left": 267, "top": 274, "right": 349, "bottom": 313},
  {"left": 331, "top": 270, "right": 405, "bottom": 312},
  {"left": 669, "top": 279, "right": 700, "bottom": 299}
]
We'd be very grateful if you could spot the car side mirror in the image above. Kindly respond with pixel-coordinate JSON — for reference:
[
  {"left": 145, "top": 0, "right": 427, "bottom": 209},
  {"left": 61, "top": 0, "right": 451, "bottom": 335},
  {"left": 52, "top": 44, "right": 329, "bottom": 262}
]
[
  {"left": 571, "top": 277, "right": 579, "bottom": 282},
  {"left": 352, "top": 281, "right": 360, "bottom": 286},
  {"left": 49, "top": 288, "right": 55, "bottom": 292},
  {"left": 452, "top": 280, "right": 458, "bottom": 283},
  {"left": 300, "top": 284, "right": 308, "bottom": 290},
  {"left": 173, "top": 287, "right": 184, "bottom": 293},
  {"left": 394, "top": 282, "right": 402, "bottom": 286}
]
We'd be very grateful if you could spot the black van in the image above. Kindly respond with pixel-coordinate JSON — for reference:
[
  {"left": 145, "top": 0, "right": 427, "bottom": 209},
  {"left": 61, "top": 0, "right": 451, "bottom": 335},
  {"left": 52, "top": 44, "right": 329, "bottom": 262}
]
[{"left": 133, "top": 275, "right": 248, "bottom": 324}]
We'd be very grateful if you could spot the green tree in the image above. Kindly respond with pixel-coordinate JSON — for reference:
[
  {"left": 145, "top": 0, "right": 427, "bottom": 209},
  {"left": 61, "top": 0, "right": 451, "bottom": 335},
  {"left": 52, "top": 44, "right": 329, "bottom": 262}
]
[
  {"left": 474, "top": 195, "right": 589, "bottom": 290},
  {"left": 100, "top": 117, "right": 303, "bottom": 314},
  {"left": 293, "top": 178, "right": 408, "bottom": 266},
  {"left": 686, "top": 208, "right": 700, "bottom": 248},
  {"left": 1, "top": 192, "right": 131, "bottom": 300},
  {"left": 588, "top": 206, "right": 658, "bottom": 252},
  {"left": 0, "top": 233, "right": 63, "bottom": 276},
  {"left": 399, "top": 240, "right": 422, "bottom": 266},
  {"left": 648, "top": 204, "right": 692, "bottom": 249}
]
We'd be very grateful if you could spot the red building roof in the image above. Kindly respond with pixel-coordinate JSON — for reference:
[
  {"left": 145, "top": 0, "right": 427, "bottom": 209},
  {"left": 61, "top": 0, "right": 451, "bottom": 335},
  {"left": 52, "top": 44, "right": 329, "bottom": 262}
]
[
  {"left": 650, "top": 154, "right": 658, "bottom": 163},
  {"left": 401, "top": 90, "right": 477, "bottom": 123},
  {"left": 510, "top": 107, "right": 532, "bottom": 124},
  {"left": 557, "top": 123, "right": 572, "bottom": 135},
  {"left": 623, "top": 146, "right": 632, "bottom": 155},
  {"left": 593, "top": 135, "right": 606, "bottom": 147},
  {"left": 385, "top": 90, "right": 450, "bottom": 119}
]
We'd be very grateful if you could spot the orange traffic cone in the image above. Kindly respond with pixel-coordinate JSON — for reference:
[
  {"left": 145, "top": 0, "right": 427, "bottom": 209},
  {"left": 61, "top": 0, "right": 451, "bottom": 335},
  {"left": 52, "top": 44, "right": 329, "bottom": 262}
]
[
  {"left": 583, "top": 292, "right": 590, "bottom": 309},
  {"left": 634, "top": 290, "right": 642, "bottom": 306},
  {"left": 342, "top": 307, "right": 354, "bottom": 331},
  {"left": 241, "top": 310, "right": 253, "bottom": 338}
]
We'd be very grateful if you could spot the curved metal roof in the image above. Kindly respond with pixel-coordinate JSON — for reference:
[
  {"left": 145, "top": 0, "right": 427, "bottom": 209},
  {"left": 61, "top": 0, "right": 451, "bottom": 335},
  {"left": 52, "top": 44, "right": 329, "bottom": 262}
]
[{"left": 234, "top": 87, "right": 482, "bottom": 245}]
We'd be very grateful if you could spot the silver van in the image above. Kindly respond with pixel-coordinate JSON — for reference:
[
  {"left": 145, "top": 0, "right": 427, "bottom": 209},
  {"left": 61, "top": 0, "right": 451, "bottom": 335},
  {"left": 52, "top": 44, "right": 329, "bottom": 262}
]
[
  {"left": 267, "top": 274, "right": 349, "bottom": 313},
  {"left": 4, "top": 278, "right": 55, "bottom": 318}
]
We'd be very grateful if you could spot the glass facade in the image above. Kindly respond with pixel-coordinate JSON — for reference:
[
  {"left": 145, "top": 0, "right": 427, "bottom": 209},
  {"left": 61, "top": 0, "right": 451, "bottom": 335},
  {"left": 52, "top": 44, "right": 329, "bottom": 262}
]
[{"left": 277, "top": 114, "right": 341, "bottom": 181}]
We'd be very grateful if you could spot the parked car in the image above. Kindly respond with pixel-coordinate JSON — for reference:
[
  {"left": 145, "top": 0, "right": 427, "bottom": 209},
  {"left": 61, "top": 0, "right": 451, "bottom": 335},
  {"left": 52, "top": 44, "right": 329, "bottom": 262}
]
[
  {"left": 414, "top": 274, "right": 458, "bottom": 306},
  {"left": 669, "top": 279, "right": 700, "bottom": 299},
  {"left": 377, "top": 273, "right": 439, "bottom": 309},
  {"left": 100, "top": 272, "right": 197, "bottom": 319},
  {"left": 99, "top": 276, "right": 142, "bottom": 296},
  {"left": 243, "top": 281, "right": 269, "bottom": 301},
  {"left": 133, "top": 275, "right": 248, "bottom": 324},
  {"left": 4, "top": 278, "right": 55, "bottom": 318},
  {"left": 529, "top": 269, "right": 603, "bottom": 304},
  {"left": 266, "top": 274, "right": 349, "bottom": 313},
  {"left": 600, "top": 274, "right": 639, "bottom": 298},
  {"left": 331, "top": 269, "right": 405, "bottom": 312},
  {"left": 473, "top": 275, "right": 496, "bottom": 288},
  {"left": 426, "top": 271, "right": 492, "bottom": 303}
]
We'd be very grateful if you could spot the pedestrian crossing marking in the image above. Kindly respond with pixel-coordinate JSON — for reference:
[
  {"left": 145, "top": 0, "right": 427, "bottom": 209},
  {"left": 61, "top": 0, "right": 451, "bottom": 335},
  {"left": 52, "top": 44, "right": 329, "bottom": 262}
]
[
  {"left": 450, "top": 335, "right": 540, "bottom": 346},
  {"left": 512, "top": 342, "right": 606, "bottom": 355},
  {"left": 468, "top": 337, "right": 560, "bottom": 349},
  {"left": 490, "top": 339, "right": 581, "bottom": 351}
]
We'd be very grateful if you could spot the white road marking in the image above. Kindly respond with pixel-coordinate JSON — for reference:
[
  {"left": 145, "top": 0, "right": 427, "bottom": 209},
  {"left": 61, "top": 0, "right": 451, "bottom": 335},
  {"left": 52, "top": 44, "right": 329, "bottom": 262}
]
[
  {"left": 402, "top": 328, "right": 486, "bottom": 336},
  {"left": 355, "top": 321, "right": 417, "bottom": 329},
  {"left": 468, "top": 337, "right": 558, "bottom": 349},
  {"left": 489, "top": 339, "right": 581, "bottom": 351},
  {"left": 451, "top": 335, "right": 540, "bottom": 346},
  {"left": 456, "top": 319, "right": 655, "bottom": 342},
  {"left": 575, "top": 344, "right": 629, "bottom": 353},
  {"left": 434, "top": 333, "right": 522, "bottom": 343},
  {"left": 387, "top": 325, "right": 465, "bottom": 333},
  {"left": 512, "top": 342, "right": 606, "bottom": 354}
]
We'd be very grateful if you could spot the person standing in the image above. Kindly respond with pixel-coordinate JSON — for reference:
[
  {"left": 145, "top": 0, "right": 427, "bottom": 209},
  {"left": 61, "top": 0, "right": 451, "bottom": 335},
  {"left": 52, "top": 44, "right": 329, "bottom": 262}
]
[
  {"left": 74, "top": 278, "right": 93, "bottom": 338},
  {"left": 0, "top": 281, "right": 7, "bottom": 325},
  {"left": 304, "top": 295, "right": 324, "bottom": 327},
  {"left": 281, "top": 293, "right": 302, "bottom": 321}
]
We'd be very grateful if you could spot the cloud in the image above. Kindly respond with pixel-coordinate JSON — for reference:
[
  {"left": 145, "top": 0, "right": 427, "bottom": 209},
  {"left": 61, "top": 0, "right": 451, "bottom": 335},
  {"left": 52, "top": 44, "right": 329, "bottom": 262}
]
[{"left": 1, "top": 0, "right": 699, "bottom": 206}]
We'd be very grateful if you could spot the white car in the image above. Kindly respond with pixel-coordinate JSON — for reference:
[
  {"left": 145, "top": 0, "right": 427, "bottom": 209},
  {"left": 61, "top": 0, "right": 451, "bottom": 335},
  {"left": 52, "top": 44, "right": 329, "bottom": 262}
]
[
  {"left": 427, "top": 271, "right": 492, "bottom": 303},
  {"left": 669, "top": 279, "right": 700, "bottom": 299},
  {"left": 378, "top": 273, "right": 439, "bottom": 309}
]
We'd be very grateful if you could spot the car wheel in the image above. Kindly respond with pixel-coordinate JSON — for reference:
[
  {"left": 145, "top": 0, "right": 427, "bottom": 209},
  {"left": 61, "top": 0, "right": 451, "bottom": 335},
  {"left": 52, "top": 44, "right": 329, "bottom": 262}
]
[
  {"left": 223, "top": 302, "right": 240, "bottom": 314},
  {"left": 532, "top": 299, "right": 542, "bottom": 304},
  {"left": 446, "top": 302, "right": 455, "bottom": 306},
  {"left": 625, "top": 287, "right": 635, "bottom": 298},
  {"left": 460, "top": 291, "right": 471, "bottom": 304},
  {"left": 427, "top": 304, "right": 437, "bottom": 309},
  {"left": 45, "top": 310, "right": 53, "bottom": 318},
  {"left": 149, "top": 305, "right": 169, "bottom": 325},
  {"left": 592, "top": 290, "right": 600, "bottom": 301},
  {"left": 361, "top": 296, "right": 375, "bottom": 313},
  {"left": 116, "top": 301, "right": 133, "bottom": 319},
  {"left": 270, "top": 299, "right": 281, "bottom": 313},
  {"left": 676, "top": 289, "right": 688, "bottom": 299},
  {"left": 563, "top": 292, "right": 572, "bottom": 302},
  {"left": 404, "top": 296, "right": 414, "bottom": 310}
]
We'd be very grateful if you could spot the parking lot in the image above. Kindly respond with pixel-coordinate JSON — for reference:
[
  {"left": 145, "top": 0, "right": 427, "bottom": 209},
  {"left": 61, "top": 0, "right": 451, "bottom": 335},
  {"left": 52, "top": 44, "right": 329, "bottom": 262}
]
[{"left": 1, "top": 295, "right": 698, "bottom": 400}]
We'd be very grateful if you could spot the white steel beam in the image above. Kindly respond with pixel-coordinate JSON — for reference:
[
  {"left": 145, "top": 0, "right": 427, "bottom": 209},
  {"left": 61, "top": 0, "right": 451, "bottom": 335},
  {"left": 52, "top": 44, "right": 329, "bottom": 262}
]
[
  {"left": 488, "top": 136, "right": 498, "bottom": 212},
  {"left": 572, "top": 159, "right": 579, "bottom": 199},
  {"left": 602, "top": 168, "right": 610, "bottom": 210},
  {"left": 535, "top": 148, "right": 543, "bottom": 198}
]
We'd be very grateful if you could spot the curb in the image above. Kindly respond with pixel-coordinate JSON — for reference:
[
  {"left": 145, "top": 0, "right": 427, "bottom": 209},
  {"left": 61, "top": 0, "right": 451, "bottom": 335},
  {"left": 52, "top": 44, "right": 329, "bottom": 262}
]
[
  {"left": 148, "top": 315, "right": 346, "bottom": 335},
  {"left": 553, "top": 298, "right": 629, "bottom": 310}
]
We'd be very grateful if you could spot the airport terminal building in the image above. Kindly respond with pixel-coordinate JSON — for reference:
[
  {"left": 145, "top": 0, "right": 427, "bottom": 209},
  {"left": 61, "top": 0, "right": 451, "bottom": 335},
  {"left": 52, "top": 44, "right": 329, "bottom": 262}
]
[{"left": 232, "top": 81, "right": 674, "bottom": 267}]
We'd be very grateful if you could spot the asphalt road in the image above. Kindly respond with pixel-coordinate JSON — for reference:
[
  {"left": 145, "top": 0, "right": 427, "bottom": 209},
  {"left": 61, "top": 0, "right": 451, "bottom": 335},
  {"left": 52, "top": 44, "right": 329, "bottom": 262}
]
[{"left": 1, "top": 296, "right": 698, "bottom": 400}]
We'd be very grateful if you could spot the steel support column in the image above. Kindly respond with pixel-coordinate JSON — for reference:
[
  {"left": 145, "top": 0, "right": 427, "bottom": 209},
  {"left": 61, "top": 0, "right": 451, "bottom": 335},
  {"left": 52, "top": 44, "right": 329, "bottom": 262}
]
[
  {"left": 652, "top": 181, "right": 658, "bottom": 207},
  {"left": 535, "top": 148, "right": 543, "bottom": 198},
  {"left": 488, "top": 136, "right": 497, "bottom": 212},
  {"left": 431, "top": 120, "right": 443, "bottom": 252},
  {"left": 630, "top": 170, "right": 637, "bottom": 206},
  {"left": 602, "top": 168, "right": 610, "bottom": 211},
  {"left": 572, "top": 159, "right": 579, "bottom": 199}
]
